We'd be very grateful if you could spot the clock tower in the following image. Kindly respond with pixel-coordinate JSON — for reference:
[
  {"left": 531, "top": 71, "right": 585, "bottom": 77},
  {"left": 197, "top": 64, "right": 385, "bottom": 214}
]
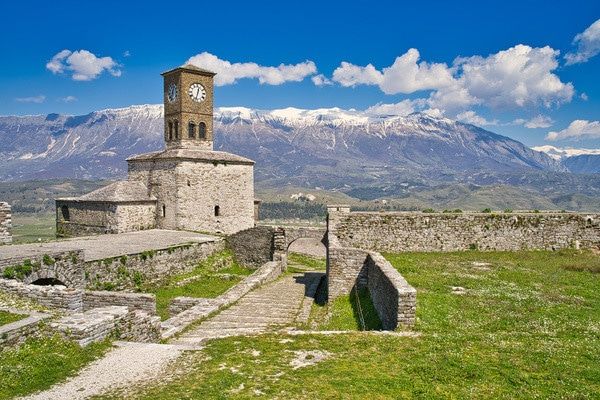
[{"left": 161, "top": 64, "right": 215, "bottom": 150}]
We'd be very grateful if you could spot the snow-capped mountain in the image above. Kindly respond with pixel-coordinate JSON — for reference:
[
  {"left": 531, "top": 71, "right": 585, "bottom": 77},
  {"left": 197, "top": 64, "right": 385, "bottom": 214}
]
[
  {"left": 532, "top": 145, "right": 600, "bottom": 174},
  {"left": 0, "top": 104, "right": 567, "bottom": 195}
]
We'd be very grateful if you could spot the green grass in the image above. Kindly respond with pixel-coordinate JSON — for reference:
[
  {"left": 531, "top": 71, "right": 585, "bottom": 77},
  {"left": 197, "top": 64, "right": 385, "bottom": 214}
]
[
  {"left": 0, "top": 310, "right": 25, "bottom": 326},
  {"left": 104, "top": 249, "right": 599, "bottom": 399},
  {"left": 11, "top": 212, "right": 56, "bottom": 244},
  {"left": 309, "top": 287, "right": 382, "bottom": 331},
  {"left": 0, "top": 335, "right": 111, "bottom": 399},
  {"left": 142, "top": 250, "right": 252, "bottom": 320},
  {"left": 288, "top": 252, "right": 326, "bottom": 272}
]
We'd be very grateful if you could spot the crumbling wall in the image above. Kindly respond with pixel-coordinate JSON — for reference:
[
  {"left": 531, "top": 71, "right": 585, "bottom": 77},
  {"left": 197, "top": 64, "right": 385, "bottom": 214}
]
[{"left": 0, "top": 202, "right": 12, "bottom": 245}]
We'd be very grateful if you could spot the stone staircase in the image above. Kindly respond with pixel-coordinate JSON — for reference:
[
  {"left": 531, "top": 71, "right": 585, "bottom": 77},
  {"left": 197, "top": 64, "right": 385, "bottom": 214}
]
[{"left": 173, "top": 272, "right": 322, "bottom": 344}]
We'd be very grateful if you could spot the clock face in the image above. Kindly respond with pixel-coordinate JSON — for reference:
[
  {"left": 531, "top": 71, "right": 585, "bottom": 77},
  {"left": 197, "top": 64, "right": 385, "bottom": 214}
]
[
  {"left": 167, "top": 83, "right": 178, "bottom": 103},
  {"left": 188, "top": 83, "right": 206, "bottom": 102}
]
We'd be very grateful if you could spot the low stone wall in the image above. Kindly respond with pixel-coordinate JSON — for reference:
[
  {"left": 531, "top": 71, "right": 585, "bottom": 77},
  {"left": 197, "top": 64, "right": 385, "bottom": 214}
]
[
  {"left": 366, "top": 252, "right": 416, "bottom": 329},
  {"left": 0, "top": 279, "right": 83, "bottom": 311},
  {"left": 0, "top": 308, "right": 50, "bottom": 347},
  {"left": 0, "top": 250, "right": 85, "bottom": 289},
  {"left": 83, "top": 291, "right": 156, "bottom": 314},
  {"left": 51, "top": 305, "right": 161, "bottom": 346},
  {"left": 226, "top": 226, "right": 275, "bottom": 268},
  {"left": 326, "top": 246, "right": 369, "bottom": 299},
  {"left": 0, "top": 202, "right": 11, "bottom": 245},
  {"left": 329, "top": 210, "right": 600, "bottom": 253},
  {"left": 168, "top": 297, "right": 214, "bottom": 316},
  {"left": 161, "top": 259, "right": 285, "bottom": 339},
  {"left": 85, "top": 239, "right": 225, "bottom": 290}
]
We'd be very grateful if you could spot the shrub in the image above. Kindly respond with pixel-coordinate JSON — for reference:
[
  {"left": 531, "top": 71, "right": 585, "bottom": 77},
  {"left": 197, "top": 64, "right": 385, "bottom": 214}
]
[
  {"left": 482, "top": 208, "right": 492, "bottom": 213},
  {"left": 42, "top": 255, "right": 55, "bottom": 266},
  {"left": 504, "top": 208, "right": 513, "bottom": 213},
  {"left": 422, "top": 208, "right": 436, "bottom": 213}
]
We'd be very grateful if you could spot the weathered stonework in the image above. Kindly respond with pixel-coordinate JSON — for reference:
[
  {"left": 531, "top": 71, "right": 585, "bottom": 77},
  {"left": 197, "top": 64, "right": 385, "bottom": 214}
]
[
  {"left": 0, "top": 308, "right": 50, "bottom": 347},
  {"left": 0, "top": 250, "right": 85, "bottom": 289},
  {"left": 51, "top": 306, "right": 161, "bottom": 346},
  {"left": 83, "top": 291, "right": 156, "bottom": 314},
  {"left": 366, "top": 252, "right": 416, "bottom": 329},
  {"left": 0, "top": 202, "right": 11, "bottom": 245},
  {"left": 330, "top": 211, "right": 600, "bottom": 253},
  {"left": 226, "top": 226, "right": 275, "bottom": 268},
  {"left": 0, "top": 279, "right": 83, "bottom": 311},
  {"left": 84, "top": 239, "right": 224, "bottom": 290}
]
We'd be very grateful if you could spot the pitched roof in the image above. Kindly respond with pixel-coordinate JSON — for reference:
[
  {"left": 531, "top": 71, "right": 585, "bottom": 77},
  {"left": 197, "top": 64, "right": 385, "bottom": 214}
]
[
  {"left": 127, "top": 148, "right": 255, "bottom": 165},
  {"left": 58, "top": 181, "right": 156, "bottom": 203},
  {"left": 161, "top": 64, "right": 217, "bottom": 77}
]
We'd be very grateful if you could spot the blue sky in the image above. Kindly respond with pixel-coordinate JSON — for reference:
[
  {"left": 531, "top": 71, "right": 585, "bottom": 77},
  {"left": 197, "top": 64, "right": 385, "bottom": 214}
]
[{"left": 1, "top": 0, "right": 599, "bottom": 148}]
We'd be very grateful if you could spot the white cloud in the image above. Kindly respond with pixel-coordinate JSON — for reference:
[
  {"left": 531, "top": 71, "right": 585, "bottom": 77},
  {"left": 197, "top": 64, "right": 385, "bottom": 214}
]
[
  {"left": 365, "top": 99, "right": 420, "bottom": 116},
  {"left": 456, "top": 110, "right": 497, "bottom": 126},
  {"left": 59, "top": 96, "right": 77, "bottom": 103},
  {"left": 328, "top": 45, "right": 574, "bottom": 115},
  {"left": 311, "top": 74, "right": 333, "bottom": 86},
  {"left": 332, "top": 48, "right": 454, "bottom": 94},
  {"left": 581, "top": 93, "right": 589, "bottom": 101},
  {"left": 513, "top": 115, "right": 554, "bottom": 129},
  {"left": 546, "top": 120, "right": 600, "bottom": 141},
  {"left": 15, "top": 95, "right": 46, "bottom": 103},
  {"left": 565, "top": 18, "right": 600, "bottom": 65},
  {"left": 46, "top": 49, "right": 121, "bottom": 81},
  {"left": 186, "top": 52, "right": 317, "bottom": 86},
  {"left": 123, "top": 50, "right": 131, "bottom": 57}
]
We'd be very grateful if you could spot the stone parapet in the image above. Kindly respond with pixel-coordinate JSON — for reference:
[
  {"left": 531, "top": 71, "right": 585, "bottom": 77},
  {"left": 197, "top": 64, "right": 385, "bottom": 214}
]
[
  {"left": 0, "top": 308, "right": 50, "bottom": 347},
  {"left": 366, "top": 252, "right": 416, "bottom": 329},
  {"left": 0, "top": 278, "right": 83, "bottom": 311},
  {"left": 83, "top": 291, "right": 156, "bottom": 314}
]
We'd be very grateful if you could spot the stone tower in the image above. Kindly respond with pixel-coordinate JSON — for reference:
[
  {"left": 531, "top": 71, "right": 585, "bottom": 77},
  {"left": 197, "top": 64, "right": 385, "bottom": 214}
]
[{"left": 162, "top": 65, "right": 216, "bottom": 150}]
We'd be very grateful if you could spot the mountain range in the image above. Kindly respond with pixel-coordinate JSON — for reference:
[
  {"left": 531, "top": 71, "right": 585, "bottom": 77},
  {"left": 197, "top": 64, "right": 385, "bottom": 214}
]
[{"left": 1, "top": 105, "right": 599, "bottom": 208}]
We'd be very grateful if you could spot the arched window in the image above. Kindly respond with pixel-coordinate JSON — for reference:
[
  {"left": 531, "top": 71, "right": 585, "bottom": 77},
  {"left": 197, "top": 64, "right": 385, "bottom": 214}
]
[
  {"left": 188, "top": 121, "right": 196, "bottom": 138},
  {"left": 168, "top": 121, "right": 173, "bottom": 140},
  {"left": 199, "top": 122, "right": 206, "bottom": 139},
  {"left": 174, "top": 120, "right": 179, "bottom": 139},
  {"left": 214, "top": 205, "right": 220, "bottom": 217},
  {"left": 61, "top": 205, "right": 70, "bottom": 221}
]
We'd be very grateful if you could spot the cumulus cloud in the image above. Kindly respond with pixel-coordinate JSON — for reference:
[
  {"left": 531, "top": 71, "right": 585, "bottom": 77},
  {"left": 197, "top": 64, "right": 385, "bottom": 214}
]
[
  {"left": 311, "top": 74, "right": 333, "bottom": 86},
  {"left": 365, "top": 99, "right": 420, "bottom": 116},
  {"left": 514, "top": 115, "right": 554, "bottom": 129},
  {"left": 186, "top": 52, "right": 317, "bottom": 86},
  {"left": 332, "top": 48, "right": 454, "bottom": 94},
  {"left": 565, "top": 18, "right": 600, "bottom": 65},
  {"left": 546, "top": 120, "right": 600, "bottom": 141},
  {"left": 15, "top": 95, "right": 46, "bottom": 103},
  {"left": 46, "top": 49, "right": 121, "bottom": 81},
  {"left": 328, "top": 45, "right": 574, "bottom": 115},
  {"left": 456, "top": 110, "right": 497, "bottom": 126}
]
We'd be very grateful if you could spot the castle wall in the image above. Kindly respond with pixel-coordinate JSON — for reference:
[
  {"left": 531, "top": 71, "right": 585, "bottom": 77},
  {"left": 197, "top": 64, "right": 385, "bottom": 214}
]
[
  {"left": 116, "top": 203, "right": 156, "bottom": 232},
  {"left": 330, "top": 211, "right": 600, "bottom": 253},
  {"left": 0, "top": 202, "right": 12, "bottom": 245}
]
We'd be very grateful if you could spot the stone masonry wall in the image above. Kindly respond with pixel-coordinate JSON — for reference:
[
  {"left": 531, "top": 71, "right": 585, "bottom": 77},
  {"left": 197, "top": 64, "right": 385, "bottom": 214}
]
[
  {"left": 331, "top": 211, "right": 600, "bottom": 253},
  {"left": 83, "top": 291, "right": 156, "bottom": 314},
  {"left": 84, "top": 239, "right": 225, "bottom": 290},
  {"left": 0, "top": 250, "right": 85, "bottom": 289},
  {"left": 366, "top": 252, "right": 416, "bottom": 329},
  {"left": 0, "top": 279, "right": 83, "bottom": 311},
  {"left": 226, "top": 226, "right": 275, "bottom": 268},
  {"left": 0, "top": 202, "right": 11, "bottom": 245}
]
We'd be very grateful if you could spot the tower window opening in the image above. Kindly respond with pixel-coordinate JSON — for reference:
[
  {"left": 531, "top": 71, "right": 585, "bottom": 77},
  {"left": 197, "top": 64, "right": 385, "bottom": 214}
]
[
  {"left": 168, "top": 121, "right": 173, "bottom": 140},
  {"left": 61, "top": 205, "right": 70, "bottom": 221},
  {"left": 162, "top": 204, "right": 166, "bottom": 217},
  {"left": 214, "top": 205, "right": 220, "bottom": 217},
  {"left": 188, "top": 122, "right": 196, "bottom": 138},
  {"left": 199, "top": 122, "right": 206, "bottom": 139},
  {"left": 174, "top": 120, "right": 179, "bottom": 139}
]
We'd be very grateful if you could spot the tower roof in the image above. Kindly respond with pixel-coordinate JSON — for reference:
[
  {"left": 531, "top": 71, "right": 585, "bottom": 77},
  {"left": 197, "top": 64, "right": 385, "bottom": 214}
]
[
  {"left": 161, "top": 64, "right": 217, "bottom": 77},
  {"left": 57, "top": 181, "right": 156, "bottom": 203},
  {"left": 127, "top": 148, "right": 254, "bottom": 165}
]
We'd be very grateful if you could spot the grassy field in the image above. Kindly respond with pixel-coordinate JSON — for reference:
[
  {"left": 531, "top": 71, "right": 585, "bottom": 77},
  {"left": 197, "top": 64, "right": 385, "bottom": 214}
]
[
  {"left": 11, "top": 212, "right": 56, "bottom": 244},
  {"left": 0, "top": 310, "right": 25, "bottom": 326},
  {"left": 141, "top": 250, "right": 252, "bottom": 320},
  {"left": 101, "top": 249, "right": 599, "bottom": 399},
  {"left": 0, "top": 335, "right": 111, "bottom": 399}
]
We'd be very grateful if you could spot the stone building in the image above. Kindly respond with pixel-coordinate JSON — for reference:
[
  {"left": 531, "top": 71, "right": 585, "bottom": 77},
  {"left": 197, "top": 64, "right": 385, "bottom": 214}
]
[{"left": 56, "top": 65, "right": 256, "bottom": 236}]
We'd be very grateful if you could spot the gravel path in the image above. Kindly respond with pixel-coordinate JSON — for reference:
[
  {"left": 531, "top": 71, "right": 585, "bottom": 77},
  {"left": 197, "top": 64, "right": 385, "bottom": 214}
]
[{"left": 21, "top": 341, "right": 187, "bottom": 400}]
